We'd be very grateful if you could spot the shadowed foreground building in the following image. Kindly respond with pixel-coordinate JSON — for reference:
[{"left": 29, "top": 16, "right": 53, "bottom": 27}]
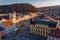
[
  {"left": 0, "top": 27, "right": 5, "bottom": 40},
  {"left": 30, "top": 20, "right": 57, "bottom": 37},
  {"left": 47, "top": 28, "right": 60, "bottom": 40}
]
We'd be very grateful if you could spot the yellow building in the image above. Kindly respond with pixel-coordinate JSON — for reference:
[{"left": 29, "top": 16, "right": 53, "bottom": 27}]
[
  {"left": 30, "top": 20, "right": 57, "bottom": 37},
  {"left": 10, "top": 11, "right": 16, "bottom": 23}
]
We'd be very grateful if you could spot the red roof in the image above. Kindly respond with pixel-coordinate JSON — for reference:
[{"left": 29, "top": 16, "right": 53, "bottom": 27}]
[
  {"left": 48, "top": 28, "right": 60, "bottom": 39},
  {"left": 54, "top": 18, "right": 60, "bottom": 20},
  {"left": 2, "top": 20, "right": 13, "bottom": 27}
]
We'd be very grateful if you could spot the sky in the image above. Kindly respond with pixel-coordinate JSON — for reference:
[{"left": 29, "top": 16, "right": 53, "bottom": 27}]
[{"left": 0, "top": 0, "right": 60, "bottom": 7}]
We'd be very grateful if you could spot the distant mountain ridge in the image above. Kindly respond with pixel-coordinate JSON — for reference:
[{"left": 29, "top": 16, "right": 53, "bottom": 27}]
[
  {"left": 38, "top": 5, "right": 60, "bottom": 12},
  {"left": 0, "top": 3, "right": 37, "bottom": 13}
]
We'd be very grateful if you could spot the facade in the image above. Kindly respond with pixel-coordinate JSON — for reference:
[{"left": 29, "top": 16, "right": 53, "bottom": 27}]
[
  {"left": 30, "top": 20, "right": 57, "bottom": 37},
  {"left": 0, "top": 12, "right": 16, "bottom": 36},
  {"left": 16, "top": 19, "right": 30, "bottom": 30},
  {"left": 30, "top": 24, "right": 49, "bottom": 37},
  {"left": 47, "top": 29, "right": 60, "bottom": 40},
  {"left": 0, "top": 20, "right": 16, "bottom": 36},
  {"left": 0, "top": 27, "right": 5, "bottom": 40}
]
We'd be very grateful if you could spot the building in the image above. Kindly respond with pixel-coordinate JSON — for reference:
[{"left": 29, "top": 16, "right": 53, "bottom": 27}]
[
  {"left": 30, "top": 20, "right": 57, "bottom": 37},
  {"left": 10, "top": 11, "right": 16, "bottom": 24},
  {"left": 0, "top": 12, "right": 17, "bottom": 36},
  {"left": 47, "top": 28, "right": 60, "bottom": 40},
  {"left": 0, "top": 20, "right": 16, "bottom": 36},
  {"left": 16, "top": 19, "right": 30, "bottom": 30},
  {"left": 0, "top": 27, "right": 5, "bottom": 40},
  {"left": 0, "top": 14, "right": 10, "bottom": 20},
  {"left": 15, "top": 12, "right": 36, "bottom": 30}
]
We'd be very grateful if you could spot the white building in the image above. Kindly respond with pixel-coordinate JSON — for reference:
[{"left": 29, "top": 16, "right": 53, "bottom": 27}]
[{"left": 0, "top": 20, "right": 16, "bottom": 36}]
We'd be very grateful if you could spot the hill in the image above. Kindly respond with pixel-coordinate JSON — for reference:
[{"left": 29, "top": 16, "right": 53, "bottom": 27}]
[
  {"left": 0, "top": 3, "right": 37, "bottom": 13},
  {"left": 38, "top": 5, "right": 60, "bottom": 12}
]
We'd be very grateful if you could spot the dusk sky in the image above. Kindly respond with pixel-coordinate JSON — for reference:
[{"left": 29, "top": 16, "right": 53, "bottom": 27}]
[{"left": 0, "top": 0, "right": 60, "bottom": 7}]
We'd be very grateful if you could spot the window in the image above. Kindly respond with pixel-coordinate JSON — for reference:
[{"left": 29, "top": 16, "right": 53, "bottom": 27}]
[
  {"left": 36, "top": 30, "right": 37, "bottom": 32},
  {"left": 41, "top": 27, "right": 42, "bottom": 30},
  {"left": 38, "top": 27, "right": 40, "bottom": 29},
  {"left": 39, "top": 30, "right": 40, "bottom": 32},
  {"left": 46, "top": 28, "right": 48, "bottom": 30},
  {"left": 33, "top": 29, "right": 35, "bottom": 31},
  {"left": 41, "top": 31, "right": 42, "bottom": 33},
  {"left": 46, "top": 32, "right": 47, "bottom": 34},
  {"left": 43, "top": 28, "right": 45, "bottom": 30},
  {"left": 43, "top": 31, "right": 45, "bottom": 33}
]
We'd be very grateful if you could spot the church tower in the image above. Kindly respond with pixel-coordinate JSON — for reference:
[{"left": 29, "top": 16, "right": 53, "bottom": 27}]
[{"left": 11, "top": 11, "right": 16, "bottom": 23}]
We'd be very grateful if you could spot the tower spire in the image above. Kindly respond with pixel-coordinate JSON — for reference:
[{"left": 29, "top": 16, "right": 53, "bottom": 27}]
[{"left": 12, "top": 11, "right": 16, "bottom": 23}]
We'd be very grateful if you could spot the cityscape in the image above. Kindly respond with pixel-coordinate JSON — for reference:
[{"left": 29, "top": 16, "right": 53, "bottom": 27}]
[{"left": 0, "top": 0, "right": 60, "bottom": 40}]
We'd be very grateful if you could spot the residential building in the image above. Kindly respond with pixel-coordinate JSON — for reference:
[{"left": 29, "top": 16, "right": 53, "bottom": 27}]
[
  {"left": 30, "top": 20, "right": 57, "bottom": 37},
  {"left": 47, "top": 28, "right": 60, "bottom": 40},
  {"left": 16, "top": 19, "right": 30, "bottom": 30},
  {"left": 0, "top": 27, "right": 5, "bottom": 40},
  {"left": 0, "top": 14, "right": 10, "bottom": 20},
  {"left": 0, "top": 20, "right": 16, "bottom": 36}
]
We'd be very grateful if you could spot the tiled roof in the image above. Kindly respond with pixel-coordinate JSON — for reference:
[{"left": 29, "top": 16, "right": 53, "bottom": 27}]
[
  {"left": 48, "top": 28, "right": 60, "bottom": 39},
  {"left": 2, "top": 20, "right": 13, "bottom": 27},
  {"left": 55, "top": 18, "right": 60, "bottom": 20}
]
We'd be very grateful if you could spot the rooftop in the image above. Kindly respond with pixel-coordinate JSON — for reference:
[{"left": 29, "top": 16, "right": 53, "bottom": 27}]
[
  {"left": 0, "top": 15, "right": 10, "bottom": 20},
  {"left": 48, "top": 28, "right": 60, "bottom": 39},
  {"left": 2, "top": 20, "right": 13, "bottom": 27},
  {"left": 30, "top": 20, "right": 57, "bottom": 28}
]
